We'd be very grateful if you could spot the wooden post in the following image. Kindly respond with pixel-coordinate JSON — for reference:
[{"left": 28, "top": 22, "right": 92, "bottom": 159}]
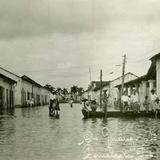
[
  {"left": 100, "top": 69, "right": 102, "bottom": 110},
  {"left": 120, "top": 54, "right": 126, "bottom": 107}
]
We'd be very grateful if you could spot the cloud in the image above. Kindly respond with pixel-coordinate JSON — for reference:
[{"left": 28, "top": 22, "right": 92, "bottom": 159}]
[
  {"left": 0, "top": 0, "right": 160, "bottom": 88},
  {"left": 1, "top": 0, "right": 160, "bottom": 39},
  {"left": 0, "top": 0, "right": 101, "bottom": 39}
]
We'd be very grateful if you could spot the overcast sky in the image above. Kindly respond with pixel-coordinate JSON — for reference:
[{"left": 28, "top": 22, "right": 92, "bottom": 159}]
[{"left": 0, "top": 0, "right": 160, "bottom": 89}]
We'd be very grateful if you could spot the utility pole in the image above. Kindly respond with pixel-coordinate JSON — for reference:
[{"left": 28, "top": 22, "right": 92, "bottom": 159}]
[
  {"left": 100, "top": 69, "right": 102, "bottom": 110},
  {"left": 120, "top": 54, "right": 126, "bottom": 102}
]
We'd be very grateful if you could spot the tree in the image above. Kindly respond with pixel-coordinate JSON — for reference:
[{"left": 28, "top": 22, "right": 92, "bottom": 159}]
[
  {"left": 56, "top": 88, "right": 62, "bottom": 94},
  {"left": 71, "top": 86, "right": 78, "bottom": 94},
  {"left": 44, "top": 84, "right": 55, "bottom": 93},
  {"left": 62, "top": 88, "right": 68, "bottom": 95}
]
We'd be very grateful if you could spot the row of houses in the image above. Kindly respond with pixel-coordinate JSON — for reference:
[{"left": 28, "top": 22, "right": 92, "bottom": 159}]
[
  {"left": 0, "top": 67, "right": 50, "bottom": 109},
  {"left": 83, "top": 53, "right": 160, "bottom": 106}
]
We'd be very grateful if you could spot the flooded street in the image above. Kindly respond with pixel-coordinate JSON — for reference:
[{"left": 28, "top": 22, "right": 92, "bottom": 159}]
[{"left": 0, "top": 104, "right": 160, "bottom": 160}]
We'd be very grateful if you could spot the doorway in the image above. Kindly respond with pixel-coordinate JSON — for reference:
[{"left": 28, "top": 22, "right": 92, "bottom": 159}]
[{"left": 0, "top": 87, "right": 4, "bottom": 108}]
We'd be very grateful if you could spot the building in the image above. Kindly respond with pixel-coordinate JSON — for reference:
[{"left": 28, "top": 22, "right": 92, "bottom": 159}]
[
  {"left": 109, "top": 72, "right": 138, "bottom": 105},
  {"left": 83, "top": 72, "right": 138, "bottom": 106},
  {"left": 21, "top": 75, "right": 50, "bottom": 107},
  {"left": 0, "top": 67, "right": 50, "bottom": 108},
  {"left": 0, "top": 67, "right": 23, "bottom": 106},
  {"left": 115, "top": 75, "right": 150, "bottom": 104},
  {"left": 114, "top": 53, "right": 160, "bottom": 106},
  {"left": 85, "top": 81, "right": 110, "bottom": 103},
  {"left": 0, "top": 73, "right": 16, "bottom": 109}
]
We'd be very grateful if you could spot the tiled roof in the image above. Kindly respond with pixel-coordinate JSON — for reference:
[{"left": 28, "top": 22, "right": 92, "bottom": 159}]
[{"left": 21, "top": 75, "right": 43, "bottom": 88}]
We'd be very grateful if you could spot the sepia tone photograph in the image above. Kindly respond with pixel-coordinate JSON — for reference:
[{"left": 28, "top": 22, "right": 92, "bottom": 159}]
[{"left": 0, "top": 0, "right": 160, "bottom": 160}]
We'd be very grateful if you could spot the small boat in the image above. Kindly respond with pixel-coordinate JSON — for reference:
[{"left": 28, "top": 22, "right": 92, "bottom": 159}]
[{"left": 82, "top": 108, "right": 160, "bottom": 119}]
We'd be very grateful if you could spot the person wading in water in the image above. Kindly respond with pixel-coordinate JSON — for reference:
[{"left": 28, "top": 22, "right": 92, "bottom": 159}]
[
  {"left": 55, "top": 93, "right": 60, "bottom": 117},
  {"left": 49, "top": 93, "right": 56, "bottom": 116},
  {"left": 49, "top": 99, "right": 55, "bottom": 116},
  {"left": 70, "top": 96, "right": 74, "bottom": 108}
]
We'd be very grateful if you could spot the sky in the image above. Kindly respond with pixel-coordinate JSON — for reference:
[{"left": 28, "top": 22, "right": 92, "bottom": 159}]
[{"left": 0, "top": 0, "right": 160, "bottom": 89}]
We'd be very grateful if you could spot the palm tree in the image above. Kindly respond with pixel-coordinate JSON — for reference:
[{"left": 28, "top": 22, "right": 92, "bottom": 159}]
[
  {"left": 71, "top": 86, "right": 78, "bottom": 94},
  {"left": 62, "top": 88, "right": 68, "bottom": 101}
]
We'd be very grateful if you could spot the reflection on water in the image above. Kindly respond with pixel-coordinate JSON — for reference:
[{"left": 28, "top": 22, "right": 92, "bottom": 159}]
[{"left": 0, "top": 104, "right": 160, "bottom": 160}]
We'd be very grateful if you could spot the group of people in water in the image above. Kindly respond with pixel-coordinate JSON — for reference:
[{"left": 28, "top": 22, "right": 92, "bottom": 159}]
[
  {"left": 49, "top": 94, "right": 60, "bottom": 117},
  {"left": 49, "top": 94, "right": 75, "bottom": 117}
]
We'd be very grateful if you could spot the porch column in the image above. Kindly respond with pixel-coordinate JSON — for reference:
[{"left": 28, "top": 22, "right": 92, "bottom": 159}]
[
  {"left": 156, "top": 59, "right": 160, "bottom": 96},
  {"left": 134, "top": 83, "right": 140, "bottom": 102},
  {"left": 148, "top": 80, "right": 156, "bottom": 101},
  {"left": 142, "top": 81, "right": 147, "bottom": 96},
  {"left": 141, "top": 81, "right": 147, "bottom": 102},
  {"left": 148, "top": 80, "right": 156, "bottom": 95},
  {"left": 128, "top": 86, "right": 132, "bottom": 96}
]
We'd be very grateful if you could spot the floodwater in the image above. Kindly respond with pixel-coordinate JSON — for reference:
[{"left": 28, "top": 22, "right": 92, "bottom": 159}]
[{"left": 0, "top": 104, "right": 160, "bottom": 160}]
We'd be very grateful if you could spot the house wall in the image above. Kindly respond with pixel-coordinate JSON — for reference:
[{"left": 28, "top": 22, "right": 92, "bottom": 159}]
[
  {"left": 157, "top": 59, "right": 160, "bottom": 96},
  {"left": 21, "top": 80, "right": 50, "bottom": 106},
  {"left": 0, "top": 77, "right": 15, "bottom": 109},
  {"left": 0, "top": 68, "right": 22, "bottom": 106},
  {"left": 21, "top": 80, "right": 33, "bottom": 106},
  {"left": 110, "top": 73, "right": 138, "bottom": 104},
  {"left": 41, "top": 88, "right": 50, "bottom": 105}
]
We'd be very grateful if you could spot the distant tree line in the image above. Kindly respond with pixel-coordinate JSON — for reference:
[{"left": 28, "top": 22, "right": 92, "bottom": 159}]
[{"left": 44, "top": 84, "right": 84, "bottom": 102}]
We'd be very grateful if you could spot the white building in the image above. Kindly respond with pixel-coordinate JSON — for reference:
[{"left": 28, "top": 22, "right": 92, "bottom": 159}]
[
  {"left": 84, "top": 81, "right": 110, "bottom": 103},
  {"left": 114, "top": 53, "right": 160, "bottom": 106},
  {"left": 0, "top": 73, "right": 16, "bottom": 109},
  {"left": 109, "top": 72, "right": 138, "bottom": 105},
  {"left": 21, "top": 75, "right": 50, "bottom": 107},
  {"left": 0, "top": 67, "right": 50, "bottom": 107},
  {"left": 84, "top": 72, "right": 138, "bottom": 106}
]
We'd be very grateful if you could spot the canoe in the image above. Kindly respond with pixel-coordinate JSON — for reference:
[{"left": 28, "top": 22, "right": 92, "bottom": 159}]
[{"left": 82, "top": 108, "right": 160, "bottom": 119}]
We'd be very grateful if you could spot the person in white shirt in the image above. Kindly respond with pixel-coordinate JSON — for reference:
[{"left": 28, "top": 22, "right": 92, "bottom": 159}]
[
  {"left": 122, "top": 92, "right": 130, "bottom": 111},
  {"left": 131, "top": 90, "right": 140, "bottom": 112}
]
